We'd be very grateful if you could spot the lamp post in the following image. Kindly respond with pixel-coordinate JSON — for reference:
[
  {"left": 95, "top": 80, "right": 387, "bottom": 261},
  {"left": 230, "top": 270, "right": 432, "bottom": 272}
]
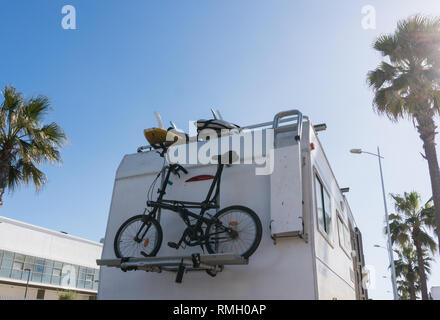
[
  {"left": 24, "top": 268, "right": 31, "bottom": 300},
  {"left": 350, "top": 146, "right": 398, "bottom": 300}
]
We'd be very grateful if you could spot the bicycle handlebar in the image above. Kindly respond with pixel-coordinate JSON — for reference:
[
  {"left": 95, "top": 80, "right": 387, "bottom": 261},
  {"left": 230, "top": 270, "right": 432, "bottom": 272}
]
[{"left": 170, "top": 164, "right": 188, "bottom": 176}]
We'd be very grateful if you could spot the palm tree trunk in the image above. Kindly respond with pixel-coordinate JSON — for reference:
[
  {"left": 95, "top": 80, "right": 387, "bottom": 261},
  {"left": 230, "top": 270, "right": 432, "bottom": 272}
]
[
  {"left": 0, "top": 159, "right": 9, "bottom": 207},
  {"left": 408, "top": 266, "right": 417, "bottom": 300},
  {"left": 413, "top": 233, "right": 429, "bottom": 300},
  {"left": 409, "top": 283, "right": 417, "bottom": 300},
  {"left": 416, "top": 116, "right": 440, "bottom": 250}
]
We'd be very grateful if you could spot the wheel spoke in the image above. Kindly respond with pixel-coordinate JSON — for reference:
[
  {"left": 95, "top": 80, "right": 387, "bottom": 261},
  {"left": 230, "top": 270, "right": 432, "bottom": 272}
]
[
  {"left": 116, "top": 217, "right": 160, "bottom": 258},
  {"left": 207, "top": 209, "right": 259, "bottom": 256}
]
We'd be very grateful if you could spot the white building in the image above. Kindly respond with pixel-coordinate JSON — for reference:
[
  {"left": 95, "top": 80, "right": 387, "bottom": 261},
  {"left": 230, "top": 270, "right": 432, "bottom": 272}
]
[
  {"left": 0, "top": 216, "right": 102, "bottom": 300},
  {"left": 98, "top": 109, "right": 368, "bottom": 300}
]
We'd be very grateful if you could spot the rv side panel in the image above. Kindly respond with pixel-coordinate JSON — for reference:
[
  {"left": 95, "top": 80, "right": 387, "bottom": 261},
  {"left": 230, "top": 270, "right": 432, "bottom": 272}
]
[
  {"left": 99, "top": 150, "right": 316, "bottom": 299},
  {"left": 307, "top": 124, "right": 357, "bottom": 300}
]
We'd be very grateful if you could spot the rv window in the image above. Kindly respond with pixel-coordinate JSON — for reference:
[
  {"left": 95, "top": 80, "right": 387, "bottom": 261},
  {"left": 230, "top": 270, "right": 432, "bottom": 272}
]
[
  {"left": 315, "top": 175, "right": 332, "bottom": 237},
  {"left": 344, "top": 225, "right": 351, "bottom": 252},
  {"left": 337, "top": 214, "right": 351, "bottom": 254},
  {"left": 340, "top": 201, "right": 347, "bottom": 222}
]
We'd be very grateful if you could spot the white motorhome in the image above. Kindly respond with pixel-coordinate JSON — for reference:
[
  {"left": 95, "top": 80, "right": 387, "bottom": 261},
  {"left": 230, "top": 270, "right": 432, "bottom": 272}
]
[{"left": 97, "top": 109, "right": 368, "bottom": 300}]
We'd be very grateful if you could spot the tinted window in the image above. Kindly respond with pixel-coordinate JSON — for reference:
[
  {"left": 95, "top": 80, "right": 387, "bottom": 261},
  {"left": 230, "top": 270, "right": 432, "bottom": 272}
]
[{"left": 0, "top": 250, "right": 98, "bottom": 291}]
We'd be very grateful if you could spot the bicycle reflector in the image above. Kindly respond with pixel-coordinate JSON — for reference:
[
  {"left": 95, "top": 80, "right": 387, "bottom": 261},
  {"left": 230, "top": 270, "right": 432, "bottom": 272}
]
[
  {"left": 143, "top": 239, "right": 149, "bottom": 247},
  {"left": 229, "top": 221, "right": 238, "bottom": 227},
  {"left": 185, "top": 175, "right": 215, "bottom": 182}
]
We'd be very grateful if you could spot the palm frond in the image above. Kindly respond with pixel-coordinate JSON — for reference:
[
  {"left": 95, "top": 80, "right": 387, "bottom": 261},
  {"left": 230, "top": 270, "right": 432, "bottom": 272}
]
[
  {"left": 367, "top": 14, "right": 440, "bottom": 124},
  {"left": 0, "top": 85, "right": 67, "bottom": 203},
  {"left": 24, "top": 96, "right": 50, "bottom": 123}
]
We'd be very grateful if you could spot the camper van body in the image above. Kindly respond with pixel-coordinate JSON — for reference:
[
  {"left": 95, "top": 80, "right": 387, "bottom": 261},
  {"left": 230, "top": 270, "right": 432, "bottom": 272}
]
[{"left": 97, "top": 110, "right": 367, "bottom": 300}]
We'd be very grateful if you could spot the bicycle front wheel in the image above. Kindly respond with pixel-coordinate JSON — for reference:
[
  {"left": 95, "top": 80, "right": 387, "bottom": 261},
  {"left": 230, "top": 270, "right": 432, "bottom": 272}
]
[
  {"left": 114, "top": 215, "right": 163, "bottom": 258},
  {"left": 205, "top": 206, "right": 262, "bottom": 259}
]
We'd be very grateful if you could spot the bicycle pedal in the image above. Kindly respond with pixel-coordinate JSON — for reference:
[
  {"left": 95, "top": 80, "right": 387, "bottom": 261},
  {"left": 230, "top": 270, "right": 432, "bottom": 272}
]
[{"left": 167, "top": 242, "right": 179, "bottom": 249}]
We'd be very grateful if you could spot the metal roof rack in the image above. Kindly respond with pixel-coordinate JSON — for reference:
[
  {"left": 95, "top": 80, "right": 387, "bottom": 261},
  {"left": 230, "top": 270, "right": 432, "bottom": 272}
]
[
  {"left": 97, "top": 253, "right": 248, "bottom": 283},
  {"left": 137, "top": 109, "right": 310, "bottom": 153}
]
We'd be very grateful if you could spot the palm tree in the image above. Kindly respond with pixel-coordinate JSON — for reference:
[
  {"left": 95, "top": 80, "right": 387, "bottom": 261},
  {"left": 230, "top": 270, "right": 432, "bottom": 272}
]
[
  {"left": 397, "top": 279, "right": 412, "bottom": 300},
  {"left": 397, "top": 279, "right": 416, "bottom": 300},
  {"left": 388, "top": 191, "right": 437, "bottom": 299},
  {"left": 0, "top": 85, "right": 66, "bottom": 205},
  {"left": 367, "top": 15, "right": 440, "bottom": 247},
  {"left": 394, "top": 244, "right": 420, "bottom": 300}
]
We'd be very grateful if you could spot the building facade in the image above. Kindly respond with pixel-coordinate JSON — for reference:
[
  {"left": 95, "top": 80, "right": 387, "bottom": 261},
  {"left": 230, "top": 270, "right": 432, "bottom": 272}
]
[{"left": 0, "top": 216, "right": 102, "bottom": 300}]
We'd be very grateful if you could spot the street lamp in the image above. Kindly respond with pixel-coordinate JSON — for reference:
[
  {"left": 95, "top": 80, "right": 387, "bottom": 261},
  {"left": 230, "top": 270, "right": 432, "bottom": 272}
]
[
  {"left": 24, "top": 268, "right": 31, "bottom": 300},
  {"left": 350, "top": 146, "right": 398, "bottom": 300}
]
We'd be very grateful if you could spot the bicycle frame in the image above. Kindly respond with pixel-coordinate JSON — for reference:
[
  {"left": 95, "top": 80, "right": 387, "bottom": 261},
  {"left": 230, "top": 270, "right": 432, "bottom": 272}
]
[
  {"left": 134, "top": 159, "right": 230, "bottom": 247},
  {"left": 150, "top": 161, "right": 224, "bottom": 214}
]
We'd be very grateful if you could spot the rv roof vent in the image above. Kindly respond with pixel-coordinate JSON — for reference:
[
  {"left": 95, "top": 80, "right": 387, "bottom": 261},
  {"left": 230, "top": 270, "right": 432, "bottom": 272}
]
[
  {"left": 314, "top": 123, "right": 327, "bottom": 132},
  {"left": 340, "top": 187, "right": 350, "bottom": 193}
]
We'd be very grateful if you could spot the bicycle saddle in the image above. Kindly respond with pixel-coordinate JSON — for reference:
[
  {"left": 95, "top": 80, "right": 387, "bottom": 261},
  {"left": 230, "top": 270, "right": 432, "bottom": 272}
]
[
  {"left": 143, "top": 128, "right": 186, "bottom": 149},
  {"left": 196, "top": 119, "right": 240, "bottom": 132},
  {"left": 212, "top": 150, "right": 239, "bottom": 164}
]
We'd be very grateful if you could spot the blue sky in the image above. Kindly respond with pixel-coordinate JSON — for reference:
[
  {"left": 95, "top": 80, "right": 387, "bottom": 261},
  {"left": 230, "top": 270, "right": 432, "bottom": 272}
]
[{"left": 2, "top": 0, "right": 440, "bottom": 299}]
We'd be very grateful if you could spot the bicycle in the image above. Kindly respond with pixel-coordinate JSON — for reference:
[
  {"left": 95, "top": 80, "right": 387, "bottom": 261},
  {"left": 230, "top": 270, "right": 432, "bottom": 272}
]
[{"left": 113, "top": 148, "right": 263, "bottom": 260}]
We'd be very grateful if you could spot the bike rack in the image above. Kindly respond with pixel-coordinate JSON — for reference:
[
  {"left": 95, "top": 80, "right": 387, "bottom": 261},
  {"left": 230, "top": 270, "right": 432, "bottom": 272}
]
[{"left": 97, "top": 253, "right": 248, "bottom": 283}]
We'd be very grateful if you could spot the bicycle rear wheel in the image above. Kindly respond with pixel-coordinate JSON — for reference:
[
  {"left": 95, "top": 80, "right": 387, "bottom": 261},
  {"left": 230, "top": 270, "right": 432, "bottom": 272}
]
[
  {"left": 114, "top": 215, "right": 163, "bottom": 258},
  {"left": 205, "top": 206, "right": 262, "bottom": 259}
]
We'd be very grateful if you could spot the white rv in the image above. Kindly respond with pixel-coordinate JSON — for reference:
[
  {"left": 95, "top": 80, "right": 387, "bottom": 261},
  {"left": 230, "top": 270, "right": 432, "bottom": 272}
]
[{"left": 97, "top": 110, "right": 368, "bottom": 300}]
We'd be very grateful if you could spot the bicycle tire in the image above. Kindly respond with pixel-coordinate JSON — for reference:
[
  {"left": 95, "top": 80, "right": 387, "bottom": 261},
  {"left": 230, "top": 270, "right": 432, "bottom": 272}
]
[
  {"left": 204, "top": 206, "right": 262, "bottom": 259},
  {"left": 114, "top": 215, "right": 163, "bottom": 258}
]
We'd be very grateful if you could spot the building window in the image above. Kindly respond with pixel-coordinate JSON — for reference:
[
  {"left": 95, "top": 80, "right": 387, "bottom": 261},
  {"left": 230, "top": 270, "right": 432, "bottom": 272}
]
[
  {"left": 14, "top": 253, "right": 25, "bottom": 262},
  {"left": 77, "top": 267, "right": 86, "bottom": 288},
  {"left": 337, "top": 214, "right": 351, "bottom": 255},
  {"left": 93, "top": 269, "right": 100, "bottom": 290},
  {"left": 0, "top": 252, "right": 13, "bottom": 278},
  {"left": 0, "top": 249, "right": 99, "bottom": 291},
  {"left": 84, "top": 268, "right": 95, "bottom": 289},
  {"left": 51, "top": 267, "right": 61, "bottom": 285},
  {"left": 11, "top": 261, "right": 24, "bottom": 279},
  {"left": 36, "top": 289, "right": 45, "bottom": 300},
  {"left": 43, "top": 260, "right": 53, "bottom": 284},
  {"left": 3, "top": 251, "right": 14, "bottom": 260},
  {"left": 52, "top": 268, "right": 62, "bottom": 277},
  {"left": 33, "top": 264, "right": 44, "bottom": 274},
  {"left": 32, "top": 272, "right": 43, "bottom": 282},
  {"left": 315, "top": 174, "right": 332, "bottom": 237},
  {"left": 85, "top": 274, "right": 93, "bottom": 289},
  {"left": 61, "top": 264, "right": 78, "bottom": 287},
  {"left": 42, "top": 273, "right": 51, "bottom": 284}
]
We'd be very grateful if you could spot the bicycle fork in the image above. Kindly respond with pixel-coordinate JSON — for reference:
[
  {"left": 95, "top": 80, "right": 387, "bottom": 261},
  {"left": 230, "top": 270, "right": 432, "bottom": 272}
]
[{"left": 133, "top": 211, "right": 156, "bottom": 257}]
